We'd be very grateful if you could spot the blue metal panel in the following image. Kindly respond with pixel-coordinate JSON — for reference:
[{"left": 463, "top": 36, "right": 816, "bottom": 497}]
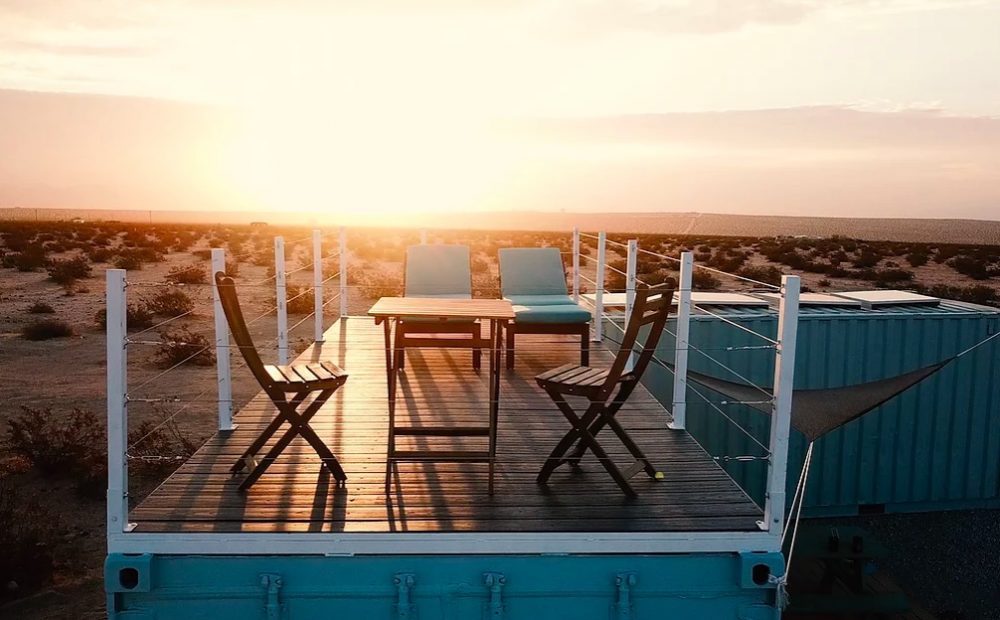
[
  {"left": 106, "top": 553, "right": 783, "bottom": 619},
  {"left": 641, "top": 302, "right": 1000, "bottom": 517}
]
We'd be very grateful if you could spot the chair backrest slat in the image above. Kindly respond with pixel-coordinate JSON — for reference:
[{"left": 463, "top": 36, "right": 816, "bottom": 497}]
[
  {"left": 498, "top": 247, "right": 569, "bottom": 297},
  {"left": 214, "top": 272, "right": 273, "bottom": 389},
  {"left": 404, "top": 244, "right": 472, "bottom": 297},
  {"left": 599, "top": 287, "right": 674, "bottom": 397}
]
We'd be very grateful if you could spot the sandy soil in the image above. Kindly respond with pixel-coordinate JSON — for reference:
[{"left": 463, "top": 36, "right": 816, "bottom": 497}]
[{"left": 1, "top": 226, "right": 998, "bottom": 619}]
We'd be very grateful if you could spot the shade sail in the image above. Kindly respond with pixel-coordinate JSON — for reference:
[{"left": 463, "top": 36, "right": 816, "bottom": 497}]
[{"left": 683, "top": 361, "right": 952, "bottom": 442}]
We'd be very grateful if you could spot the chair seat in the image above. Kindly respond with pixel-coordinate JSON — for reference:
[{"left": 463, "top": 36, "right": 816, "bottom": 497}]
[
  {"left": 264, "top": 361, "right": 348, "bottom": 392},
  {"left": 511, "top": 303, "right": 591, "bottom": 324},
  {"left": 536, "top": 363, "right": 618, "bottom": 396},
  {"left": 505, "top": 294, "right": 577, "bottom": 307}
]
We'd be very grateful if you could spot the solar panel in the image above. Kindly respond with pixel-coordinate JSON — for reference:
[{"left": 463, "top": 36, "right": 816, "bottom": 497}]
[
  {"left": 580, "top": 291, "right": 769, "bottom": 308},
  {"left": 832, "top": 290, "right": 940, "bottom": 309},
  {"left": 755, "top": 292, "right": 862, "bottom": 307}
]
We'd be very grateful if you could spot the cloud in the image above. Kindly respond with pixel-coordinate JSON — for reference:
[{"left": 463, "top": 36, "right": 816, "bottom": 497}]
[{"left": 540, "top": 0, "right": 992, "bottom": 36}]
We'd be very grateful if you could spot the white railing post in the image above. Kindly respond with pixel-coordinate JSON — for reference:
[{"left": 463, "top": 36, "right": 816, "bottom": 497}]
[
  {"left": 339, "top": 227, "right": 348, "bottom": 318},
  {"left": 593, "top": 231, "right": 606, "bottom": 342},
  {"left": 669, "top": 251, "right": 694, "bottom": 430},
  {"left": 763, "top": 275, "right": 801, "bottom": 537},
  {"left": 625, "top": 239, "right": 638, "bottom": 369},
  {"left": 313, "top": 229, "right": 324, "bottom": 343},
  {"left": 105, "top": 269, "right": 133, "bottom": 536},
  {"left": 572, "top": 227, "right": 580, "bottom": 302},
  {"left": 211, "top": 248, "right": 234, "bottom": 432},
  {"left": 275, "top": 236, "right": 288, "bottom": 364}
]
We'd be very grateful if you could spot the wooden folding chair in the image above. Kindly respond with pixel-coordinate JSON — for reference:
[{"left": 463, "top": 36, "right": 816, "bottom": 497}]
[
  {"left": 215, "top": 272, "right": 348, "bottom": 491},
  {"left": 535, "top": 286, "right": 674, "bottom": 497}
]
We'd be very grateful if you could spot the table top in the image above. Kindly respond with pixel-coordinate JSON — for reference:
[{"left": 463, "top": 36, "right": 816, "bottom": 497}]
[{"left": 368, "top": 297, "right": 516, "bottom": 321}]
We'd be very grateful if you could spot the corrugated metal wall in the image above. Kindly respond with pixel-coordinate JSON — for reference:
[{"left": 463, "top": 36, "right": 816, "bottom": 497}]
[{"left": 640, "top": 304, "right": 1000, "bottom": 516}]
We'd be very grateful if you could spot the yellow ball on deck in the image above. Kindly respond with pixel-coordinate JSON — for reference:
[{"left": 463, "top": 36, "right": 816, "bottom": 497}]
[{"left": 654, "top": 471, "right": 665, "bottom": 480}]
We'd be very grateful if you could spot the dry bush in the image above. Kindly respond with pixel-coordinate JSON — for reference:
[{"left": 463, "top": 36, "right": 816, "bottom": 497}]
[
  {"left": 737, "top": 265, "right": 783, "bottom": 287},
  {"left": 22, "top": 319, "right": 74, "bottom": 340},
  {"left": 94, "top": 303, "right": 155, "bottom": 331},
  {"left": 46, "top": 255, "right": 92, "bottom": 284},
  {"left": 0, "top": 477, "right": 59, "bottom": 601},
  {"left": 27, "top": 302, "right": 55, "bottom": 314},
  {"left": 285, "top": 284, "right": 315, "bottom": 314},
  {"left": 10, "top": 248, "right": 47, "bottom": 272},
  {"left": 154, "top": 326, "right": 215, "bottom": 367},
  {"left": 5, "top": 407, "right": 198, "bottom": 499},
  {"left": 112, "top": 252, "right": 143, "bottom": 270},
  {"left": 146, "top": 289, "right": 195, "bottom": 316},
  {"left": 166, "top": 263, "right": 207, "bottom": 284},
  {"left": 691, "top": 269, "right": 721, "bottom": 290},
  {"left": 359, "top": 269, "right": 403, "bottom": 299}
]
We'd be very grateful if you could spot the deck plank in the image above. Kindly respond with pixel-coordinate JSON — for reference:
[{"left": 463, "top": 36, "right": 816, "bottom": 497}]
[{"left": 132, "top": 318, "right": 762, "bottom": 533}]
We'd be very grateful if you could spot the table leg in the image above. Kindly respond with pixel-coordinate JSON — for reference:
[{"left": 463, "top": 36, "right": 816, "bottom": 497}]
[{"left": 384, "top": 318, "right": 397, "bottom": 494}]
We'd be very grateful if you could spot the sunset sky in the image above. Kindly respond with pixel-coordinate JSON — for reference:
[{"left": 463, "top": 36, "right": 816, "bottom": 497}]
[{"left": 2, "top": 0, "right": 999, "bottom": 221}]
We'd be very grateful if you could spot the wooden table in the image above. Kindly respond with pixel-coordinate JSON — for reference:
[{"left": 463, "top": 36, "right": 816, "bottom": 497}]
[{"left": 368, "top": 297, "right": 516, "bottom": 494}]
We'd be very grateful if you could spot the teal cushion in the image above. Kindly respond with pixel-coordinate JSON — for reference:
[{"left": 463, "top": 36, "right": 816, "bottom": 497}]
[
  {"left": 512, "top": 303, "right": 591, "bottom": 324},
  {"left": 499, "top": 248, "right": 568, "bottom": 297},
  {"left": 505, "top": 294, "right": 576, "bottom": 307},
  {"left": 405, "top": 245, "right": 472, "bottom": 297}
]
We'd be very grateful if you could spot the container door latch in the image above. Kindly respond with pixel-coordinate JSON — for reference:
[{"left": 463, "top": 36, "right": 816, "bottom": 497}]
[
  {"left": 394, "top": 573, "right": 416, "bottom": 619},
  {"left": 259, "top": 573, "right": 283, "bottom": 620},
  {"left": 612, "top": 573, "right": 637, "bottom": 620},
  {"left": 483, "top": 572, "right": 506, "bottom": 619}
]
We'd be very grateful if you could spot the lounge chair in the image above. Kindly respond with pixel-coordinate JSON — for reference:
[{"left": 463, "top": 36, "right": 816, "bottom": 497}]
[
  {"left": 498, "top": 247, "right": 591, "bottom": 370},
  {"left": 215, "top": 272, "right": 348, "bottom": 491},
  {"left": 394, "top": 244, "right": 483, "bottom": 370},
  {"left": 535, "top": 286, "right": 674, "bottom": 497}
]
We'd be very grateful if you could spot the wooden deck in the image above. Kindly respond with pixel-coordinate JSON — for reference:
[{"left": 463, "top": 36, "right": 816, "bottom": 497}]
[{"left": 132, "top": 318, "right": 763, "bottom": 533}]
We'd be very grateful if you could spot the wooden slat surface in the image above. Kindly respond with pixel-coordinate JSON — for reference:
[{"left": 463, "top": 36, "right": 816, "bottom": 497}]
[
  {"left": 132, "top": 318, "right": 762, "bottom": 533},
  {"left": 368, "top": 297, "right": 516, "bottom": 320}
]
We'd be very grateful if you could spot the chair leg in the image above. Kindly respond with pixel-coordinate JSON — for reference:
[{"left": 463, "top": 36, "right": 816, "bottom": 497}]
[
  {"left": 580, "top": 325, "right": 590, "bottom": 366},
  {"left": 536, "top": 389, "right": 604, "bottom": 483},
  {"left": 506, "top": 324, "right": 516, "bottom": 370},
  {"left": 394, "top": 324, "right": 405, "bottom": 370},
  {"left": 472, "top": 322, "right": 482, "bottom": 371},
  {"left": 238, "top": 389, "right": 343, "bottom": 490},
  {"left": 232, "top": 391, "right": 307, "bottom": 473}
]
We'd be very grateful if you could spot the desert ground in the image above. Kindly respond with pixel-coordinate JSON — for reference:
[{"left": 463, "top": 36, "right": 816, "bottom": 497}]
[{"left": 1, "top": 219, "right": 999, "bottom": 619}]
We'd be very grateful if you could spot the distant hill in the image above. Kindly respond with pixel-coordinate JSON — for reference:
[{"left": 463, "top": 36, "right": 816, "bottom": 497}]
[{"left": 3, "top": 207, "right": 1000, "bottom": 245}]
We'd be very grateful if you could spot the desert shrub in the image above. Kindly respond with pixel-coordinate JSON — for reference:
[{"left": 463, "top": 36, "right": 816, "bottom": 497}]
[
  {"left": 191, "top": 249, "right": 212, "bottom": 261},
  {"left": 285, "top": 284, "right": 315, "bottom": 314},
  {"left": 736, "top": 265, "right": 783, "bottom": 287},
  {"left": 918, "top": 284, "right": 999, "bottom": 306},
  {"left": 640, "top": 270, "right": 677, "bottom": 288},
  {"left": 6, "top": 408, "right": 103, "bottom": 478},
  {"left": 471, "top": 255, "right": 490, "bottom": 274},
  {"left": 817, "top": 279, "right": 831, "bottom": 288},
  {"left": 166, "top": 263, "right": 207, "bottom": 284},
  {"left": 691, "top": 270, "right": 720, "bottom": 290},
  {"left": 225, "top": 257, "right": 240, "bottom": 277},
  {"left": 112, "top": 252, "right": 143, "bottom": 270},
  {"left": 852, "top": 251, "right": 881, "bottom": 269},
  {"left": 87, "top": 246, "right": 115, "bottom": 263},
  {"left": 154, "top": 327, "right": 215, "bottom": 367},
  {"left": 905, "top": 252, "right": 930, "bottom": 268},
  {"left": 0, "top": 477, "right": 58, "bottom": 599},
  {"left": 27, "top": 302, "right": 55, "bottom": 314},
  {"left": 146, "top": 289, "right": 195, "bottom": 316},
  {"left": 46, "top": 255, "right": 92, "bottom": 284},
  {"left": 11, "top": 248, "right": 47, "bottom": 272},
  {"left": 947, "top": 255, "right": 991, "bottom": 280},
  {"left": 5, "top": 407, "right": 198, "bottom": 499},
  {"left": 94, "top": 303, "right": 155, "bottom": 331},
  {"left": 359, "top": 270, "right": 403, "bottom": 299},
  {"left": 21, "top": 319, "right": 74, "bottom": 340}
]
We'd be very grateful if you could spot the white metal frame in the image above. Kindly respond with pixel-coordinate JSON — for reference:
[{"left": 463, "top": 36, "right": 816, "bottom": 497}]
[
  {"left": 592, "top": 231, "right": 606, "bottom": 343},
  {"left": 105, "top": 231, "right": 800, "bottom": 558},
  {"left": 211, "top": 248, "right": 234, "bottom": 432},
  {"left": 571, "top": 227, "right": 580, "bottom": 303},
  {"left": 313, "top": 229, "right": 325, "bottom": 343},
  {"left": 668, "top": 251, "right": 693, "bottom": 430},
  {"left": 275, "top": 235, "right": 289, "bottom": 365},
  {"left": 762, "top": 275, "right": 800, "bottom": 533}
]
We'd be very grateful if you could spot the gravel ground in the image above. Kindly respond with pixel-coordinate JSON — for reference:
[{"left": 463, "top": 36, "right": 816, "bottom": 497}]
[{"left": 806, "top": 510, "right": 1000, "bottom": 620}]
